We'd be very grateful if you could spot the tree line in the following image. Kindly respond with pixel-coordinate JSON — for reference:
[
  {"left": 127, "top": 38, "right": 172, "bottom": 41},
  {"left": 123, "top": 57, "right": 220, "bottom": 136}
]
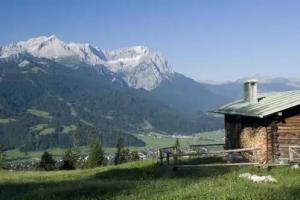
[{"left": 37, "top": 137, "right": 140, "bottom": 171}]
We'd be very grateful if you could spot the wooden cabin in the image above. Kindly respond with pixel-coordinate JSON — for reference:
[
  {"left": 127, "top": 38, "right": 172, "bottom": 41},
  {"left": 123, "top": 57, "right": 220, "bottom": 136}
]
[{"left": 213, "top": 80, "right": 300, "bottom": 164}]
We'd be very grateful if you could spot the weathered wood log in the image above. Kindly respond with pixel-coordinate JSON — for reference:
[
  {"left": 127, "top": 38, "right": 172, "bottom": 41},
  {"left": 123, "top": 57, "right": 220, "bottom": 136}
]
[
  {"left": 176, "top": 147, "right": 260, "bottom": 157},
  {"left": 283, "top": 118, "right": 300, "bottom": 122},
  {"left": 284, "top": 123, "right": 300, "bottom": 126},
  {"left": 189, "top": 143, "right": 225, "bottom": 148},
  {"left": 278, "top": 127, "right": 300, "bottom": 130},
  {"left": 278, "top": 126, "right": 300, "bottom": 129},
  {"left": 278, "top": 140, "right": 300, "bottom": 144},
  {"left": 279, "top": 144, "right": 300, "bottom": 148},
  {"left": 277, "top": 135, "right": 300, "bottom": 139},
  {"left": 175, "top": 162, "right": 260, "bottom": 167},
  {"left": 278, "top": 136, "right": 300, "bottom": 139},
  {"left": 277, "top": 130, "right": 300, "bottom": 133},
  {"left": 267, "top": 144, "right": 279, "bottom": 148},
  {"left": 288, "top": 146, "right": 300, "bottom": 161},
  {"left": 278, "top": 133, "right": 300, "bottom": 137},
  {"left": 282, "top": 121, "right": 300, "bottom": 124}
]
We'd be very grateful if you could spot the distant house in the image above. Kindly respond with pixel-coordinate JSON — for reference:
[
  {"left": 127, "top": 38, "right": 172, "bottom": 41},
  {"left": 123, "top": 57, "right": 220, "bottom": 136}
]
[{"left": 213, "top": 80, "right": 300, "bottom": 164}]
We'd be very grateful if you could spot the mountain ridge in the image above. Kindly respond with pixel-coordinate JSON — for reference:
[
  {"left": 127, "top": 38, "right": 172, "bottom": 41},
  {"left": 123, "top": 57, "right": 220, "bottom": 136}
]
[{"left": 0, "top": 35, "right": 173, "bottom": 91}]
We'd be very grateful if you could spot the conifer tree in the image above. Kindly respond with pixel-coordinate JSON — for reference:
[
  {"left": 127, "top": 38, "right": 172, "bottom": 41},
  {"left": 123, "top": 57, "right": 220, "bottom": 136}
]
[
  {"left": 174, "top": 138, "right": 180, "bottom": 152},
  {"left": 72, "top": 126, "right": 83, "bottom": 168},
  {"left": 60, "top": 148, "right": 76, "bottom": 170},
  {"left": 114, "top": 137, "right": 124, "bottom": 165},
  {"left": 39, "top": 151, "right": 56, "bottom": 170},
  {"left": 0, "top": 145, "right": 6, "bottom": 168},
  {"left": 87, "top": 137, "right": 105, "bottom": 168},
  {"left": 173, "top": 138, "right": 181, "bottom": 165},
  {"left": 114, "top": 137, "right": 141, "bottom": 165}
]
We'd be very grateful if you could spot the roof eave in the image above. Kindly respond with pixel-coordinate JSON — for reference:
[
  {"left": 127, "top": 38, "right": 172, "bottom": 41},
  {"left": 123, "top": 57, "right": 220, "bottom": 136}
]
[{"left": 211, "top": 110, "right": 265, "bottom": 118}]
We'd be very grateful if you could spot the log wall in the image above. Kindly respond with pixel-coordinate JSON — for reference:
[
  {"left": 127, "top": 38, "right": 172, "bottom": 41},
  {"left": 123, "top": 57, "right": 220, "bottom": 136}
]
[
  {"left": 266, "top": 122, "right": 279, "bottom": 163},
  {"left": 225, "top": 114, "right": 276, "bottom": 163},
  {"left": 276, "top": 112, "right": 300, "bottom": 162},
  {"left": 225, "top": 106, "right": 300, "bottom": 164},
  {"left": 224, "top": 115, "right": 242, "bottom": 149}
]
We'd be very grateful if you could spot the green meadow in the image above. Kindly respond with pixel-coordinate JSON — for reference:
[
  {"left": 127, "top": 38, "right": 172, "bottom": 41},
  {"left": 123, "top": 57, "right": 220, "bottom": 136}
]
[
  {"left": 135, "top": 130, "right": 224, "bottom": 149},
  {"left": 0, "top": 160, "right": 299, "bottom": 200}
]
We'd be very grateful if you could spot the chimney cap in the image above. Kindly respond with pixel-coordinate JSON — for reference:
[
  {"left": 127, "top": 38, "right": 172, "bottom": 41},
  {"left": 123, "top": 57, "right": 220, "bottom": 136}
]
[{"left": 244, "top": 79, "right": 258, "bottom": 84}]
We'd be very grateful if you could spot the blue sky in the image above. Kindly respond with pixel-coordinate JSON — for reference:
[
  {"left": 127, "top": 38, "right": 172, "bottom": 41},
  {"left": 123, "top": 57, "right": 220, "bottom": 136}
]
[{"left": 1, "top": 0, "right": 300, "bottom": 81}]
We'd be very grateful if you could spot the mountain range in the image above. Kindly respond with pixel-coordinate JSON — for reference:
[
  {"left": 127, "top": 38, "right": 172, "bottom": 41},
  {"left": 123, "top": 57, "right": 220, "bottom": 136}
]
[
  {"left": 201, "top": 75, "right": 300, "bottom": 102},
  {"left": 0, "top": 35, "right": 298, "bottom": 151},
  {"left": 0, "top": 35, "right": 173, "bottom": 91}
]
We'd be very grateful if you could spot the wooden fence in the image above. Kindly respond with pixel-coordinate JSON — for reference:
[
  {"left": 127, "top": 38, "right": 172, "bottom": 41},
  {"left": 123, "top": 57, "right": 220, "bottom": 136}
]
[
  {"left": 158, "top": 144, "right": 262, "bottom": 167},
  {"left": 159, "top": 144, "right": 300, "bottom": 168},
  {"left": 173, "top": 147, "right": 261, "bottom": 167},
  {"left": 289, "top": 145, "right": 300, "bottom": 163},
  {"left": 159, "top": 146, "right": 176, "bottom": 165}
]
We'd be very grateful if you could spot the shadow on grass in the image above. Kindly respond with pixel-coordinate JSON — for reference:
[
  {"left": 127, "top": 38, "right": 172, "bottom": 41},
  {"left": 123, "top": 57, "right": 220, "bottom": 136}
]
[
  {"left": 0, "top": 178, "right": 137, "bottom": 200},
  {"left": 177, "top": 156, "right": 226, "bottom": 165},
  {"left": 0, "top": 160, "right": 298, "bottom": 200},
  {"left": 0, "top": 160, "right": 235, "bottom": 200},
  {"left": 94, "top": 158, "right": 237, "bottom": 180}
]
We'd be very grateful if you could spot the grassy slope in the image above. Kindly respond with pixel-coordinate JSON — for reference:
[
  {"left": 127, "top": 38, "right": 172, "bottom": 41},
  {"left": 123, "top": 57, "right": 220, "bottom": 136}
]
[
  {"left": 0, "top": 160, "right": 299, "bottom": 200},
  {"left": 0, "top": 118, "right": 16, "bottom": 124},
  {"left": 134, "top": 130, "right": 224, "bottom": 149}
]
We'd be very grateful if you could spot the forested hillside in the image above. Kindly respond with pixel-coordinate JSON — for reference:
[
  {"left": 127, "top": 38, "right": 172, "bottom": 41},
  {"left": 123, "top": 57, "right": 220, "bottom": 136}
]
[{"left": 0, "top": 55, "right": 223, "bottom": 150}]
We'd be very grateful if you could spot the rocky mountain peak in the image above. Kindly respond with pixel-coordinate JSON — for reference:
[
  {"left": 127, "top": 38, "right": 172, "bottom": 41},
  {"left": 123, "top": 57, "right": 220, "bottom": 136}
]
[{"left": 0, "top": 36, "right": 174, "bottom": 90}]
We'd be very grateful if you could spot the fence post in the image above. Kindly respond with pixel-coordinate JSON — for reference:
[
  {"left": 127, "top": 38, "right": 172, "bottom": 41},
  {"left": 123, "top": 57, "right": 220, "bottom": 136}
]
[
  {"left": 166, "top": 152, "right": 170, "bottom": 165},
  {"left": 172, "top": 148, "right": 178, "bottom": 171},
  {"left": 289, "top": 146, "right": 294, "bottom": 163},
  {"left": 159, "top": 149, "right": 163, "bottom": 165},
  {"left": 173, "top": 148, "right": 178, "bottom": 165},
  {"left": 253, "top": 149, "right": 258, "bottom": 163}
]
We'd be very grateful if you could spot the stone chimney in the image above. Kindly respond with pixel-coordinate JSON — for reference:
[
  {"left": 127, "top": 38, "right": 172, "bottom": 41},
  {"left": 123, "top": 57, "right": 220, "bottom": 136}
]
[{"left": 244, "top": 79, "right": 258, "bottom": 103}]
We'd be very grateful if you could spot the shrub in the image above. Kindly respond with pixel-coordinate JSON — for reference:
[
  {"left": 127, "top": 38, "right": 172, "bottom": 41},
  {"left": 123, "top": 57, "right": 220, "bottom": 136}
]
[
  {"left": 115, "top": 138, "right": 140, "bottom": 165},
  {"left": 38, "top": 151, "right": 56, "bottom": 171},
  {"left": 129, "top": 150, "right": 140, "bottom": 161},
  {"left": 60, "top": 148, "right": 77, "bottom": 170}
]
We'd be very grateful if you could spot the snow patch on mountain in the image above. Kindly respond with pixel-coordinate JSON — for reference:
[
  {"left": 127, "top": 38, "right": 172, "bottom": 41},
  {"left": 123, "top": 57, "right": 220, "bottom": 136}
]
[
  {"left": 18, "top": 60, "right": 30, "bottom": 67},
  {"left": 0, "top": 35, "right": 107, "bottom": 65},
  {"left": 104, "top": 46, "right": 173, "bottom": 90},
  {"left": 0, "top": 36, "right": 174, "bottom": 90}
]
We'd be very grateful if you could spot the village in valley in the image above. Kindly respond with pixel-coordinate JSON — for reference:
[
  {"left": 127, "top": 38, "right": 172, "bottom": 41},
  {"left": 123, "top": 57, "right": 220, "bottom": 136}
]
[
  {"left": 0, "top": 1, "right": 299, "bottom": 200},
  {"left": 3, "top": 130, "right": 225, "bottom": 170}
]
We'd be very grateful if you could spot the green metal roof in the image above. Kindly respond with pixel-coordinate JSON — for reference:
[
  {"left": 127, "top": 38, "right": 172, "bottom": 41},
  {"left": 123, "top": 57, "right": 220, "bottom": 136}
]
[{"left": 212, "top": 90, "right": 300, "bottom": 118}]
